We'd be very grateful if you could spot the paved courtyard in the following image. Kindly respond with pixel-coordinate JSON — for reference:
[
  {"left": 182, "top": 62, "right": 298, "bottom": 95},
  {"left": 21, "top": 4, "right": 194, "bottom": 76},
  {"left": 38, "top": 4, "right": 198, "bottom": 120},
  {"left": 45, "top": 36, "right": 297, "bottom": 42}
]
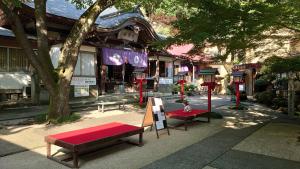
[{"left": 0, "top": 96, "right": 299, "bottom": 169}]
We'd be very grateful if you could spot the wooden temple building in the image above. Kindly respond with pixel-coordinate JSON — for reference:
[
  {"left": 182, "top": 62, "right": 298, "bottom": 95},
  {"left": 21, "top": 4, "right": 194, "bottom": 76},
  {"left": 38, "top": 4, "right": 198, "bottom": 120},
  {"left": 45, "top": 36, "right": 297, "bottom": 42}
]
[{"left": 0, "top": 0, "right": 192, "bottom": 101}]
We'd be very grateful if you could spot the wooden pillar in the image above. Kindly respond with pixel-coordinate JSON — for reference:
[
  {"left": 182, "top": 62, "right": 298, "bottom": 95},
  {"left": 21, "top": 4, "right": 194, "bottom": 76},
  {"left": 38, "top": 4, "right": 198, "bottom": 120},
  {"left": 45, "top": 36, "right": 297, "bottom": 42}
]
[{"left": 154, "top": 56, "right": 159, "bottom": 91}]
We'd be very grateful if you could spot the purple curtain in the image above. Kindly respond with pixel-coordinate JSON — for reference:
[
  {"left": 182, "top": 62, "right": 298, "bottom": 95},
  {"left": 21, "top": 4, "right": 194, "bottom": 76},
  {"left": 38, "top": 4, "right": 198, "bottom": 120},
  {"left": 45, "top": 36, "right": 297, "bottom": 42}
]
[{"left": 102, "top": 48, "right": 148, "bottom": 67}]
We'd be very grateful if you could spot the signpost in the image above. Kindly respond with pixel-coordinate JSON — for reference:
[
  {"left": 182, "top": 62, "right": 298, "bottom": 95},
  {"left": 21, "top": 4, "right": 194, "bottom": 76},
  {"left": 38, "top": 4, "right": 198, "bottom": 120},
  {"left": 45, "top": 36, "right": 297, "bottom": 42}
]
[
  {"left": 176, "top": 71, "right": 188, "bottom": 100},
  {"left": 133, "top": 68, "right": 147, "bottom": 106},
  {"left": 232, "top": 71, "right": 246, "bottom": 109},
  {"left": 198, "top": 69, "right": 219, "bottom": 114},
  {"left": 142, "top": 97, "right": 170, "bottom": 138}
]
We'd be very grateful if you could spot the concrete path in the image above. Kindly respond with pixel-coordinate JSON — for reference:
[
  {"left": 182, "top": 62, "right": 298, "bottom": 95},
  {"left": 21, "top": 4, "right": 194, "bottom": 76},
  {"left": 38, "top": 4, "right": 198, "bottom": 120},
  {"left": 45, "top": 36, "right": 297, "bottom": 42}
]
[
  {"left": 142, "top": 118, "right": 300, "bottom": 169},
  {"left": 1, "top": 96, "right": 300, "bottom": 169}
]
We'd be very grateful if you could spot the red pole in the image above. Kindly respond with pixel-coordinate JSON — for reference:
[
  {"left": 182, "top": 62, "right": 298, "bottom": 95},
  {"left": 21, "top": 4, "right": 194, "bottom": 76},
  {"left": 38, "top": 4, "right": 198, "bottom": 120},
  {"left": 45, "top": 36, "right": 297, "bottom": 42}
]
[
  {"left": 236, "top": 82, "right": 240, "bottom": 109},
  {"left": 139, "top": 80, "right": 143, "bottom": 106},
  {"left": 208, "top": 84, "right": 211, "bottom": 112},
  {"left": 180, "top": 81, "right": 184, "bottom": 100}
]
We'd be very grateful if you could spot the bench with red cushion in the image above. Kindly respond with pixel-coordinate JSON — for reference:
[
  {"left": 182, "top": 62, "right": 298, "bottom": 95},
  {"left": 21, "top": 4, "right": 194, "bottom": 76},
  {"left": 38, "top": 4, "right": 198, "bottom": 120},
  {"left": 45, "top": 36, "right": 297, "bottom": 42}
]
[
  {"left": 45, "top": 122, "right": 144, "bottom": 168},
  {"left": 166, "top": 109, "right": 210, "bottom": 130}
]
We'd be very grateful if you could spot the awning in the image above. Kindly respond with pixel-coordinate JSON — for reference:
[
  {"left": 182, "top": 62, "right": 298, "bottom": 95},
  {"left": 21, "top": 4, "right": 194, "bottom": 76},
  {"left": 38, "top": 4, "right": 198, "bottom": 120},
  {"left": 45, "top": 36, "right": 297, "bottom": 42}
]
[{"left": 102, "top": 48, "right": 147, "bottom": 67}]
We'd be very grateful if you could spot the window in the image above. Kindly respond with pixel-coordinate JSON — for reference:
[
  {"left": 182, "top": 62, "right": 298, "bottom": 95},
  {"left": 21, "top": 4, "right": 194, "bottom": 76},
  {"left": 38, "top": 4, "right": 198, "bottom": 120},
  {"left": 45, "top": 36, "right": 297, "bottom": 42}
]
[
  {"left": 74, "top": 52, "right": 95, "bottom": 76},
  {"left": 0, "top": 47, "right": 30, "bottom": 72},
  {"left": 159, "top": 61, "right": 166, "bottom": 77},
  {"left": 0, "top": 47, "right": 7, "bottom": 72}
]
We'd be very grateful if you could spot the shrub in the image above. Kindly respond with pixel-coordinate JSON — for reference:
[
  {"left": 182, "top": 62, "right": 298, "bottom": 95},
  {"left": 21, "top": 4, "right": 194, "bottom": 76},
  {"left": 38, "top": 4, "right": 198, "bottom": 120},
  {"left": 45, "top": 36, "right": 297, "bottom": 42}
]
[
  {"left": 255, "top": 91, "right": 276, "bottom": 106},
  {"left": 255, "top": 79, "right": 269, "bottom": 92},
  {"left": 240, "top": 91, "right": 248, "bottom": 101},
  {"left": 272, "top": 97, "right": 288, "bottom": 109}
]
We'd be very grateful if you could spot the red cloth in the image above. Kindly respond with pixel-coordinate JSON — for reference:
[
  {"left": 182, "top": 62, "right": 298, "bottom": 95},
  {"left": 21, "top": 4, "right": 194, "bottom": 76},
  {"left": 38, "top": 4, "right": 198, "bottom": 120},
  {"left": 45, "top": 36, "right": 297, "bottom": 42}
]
[
  {"left": 167, "top": 109, "right": 208, "bottom": 118},
  {"left": 47, "top": 122, "right": 141, "bottom": 145}
]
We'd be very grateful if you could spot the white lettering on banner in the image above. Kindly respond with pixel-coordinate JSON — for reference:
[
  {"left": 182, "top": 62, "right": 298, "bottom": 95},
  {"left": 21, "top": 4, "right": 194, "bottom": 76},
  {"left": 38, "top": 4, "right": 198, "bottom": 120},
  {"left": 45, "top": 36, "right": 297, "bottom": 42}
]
[
  {"left": 159, "top": 78, "right": 173, "bottom": 84},
  {"left": 74, "top": 85, "right": 89, "bottom": 97},
  {"left": 71, "top": 77, "right": 96, "bottom": 86}
]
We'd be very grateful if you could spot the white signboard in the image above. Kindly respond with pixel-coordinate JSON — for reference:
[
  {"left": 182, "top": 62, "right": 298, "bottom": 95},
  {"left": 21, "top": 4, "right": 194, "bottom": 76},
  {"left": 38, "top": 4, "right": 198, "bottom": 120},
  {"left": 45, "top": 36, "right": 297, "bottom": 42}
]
[
  {"left": 74, "top": 85, "right": 89, "bottom": 97},
  {"left": 152, "top": 105, "right": 166, "bottom": 130},
  {"left": 71, "top": 77, "right": 96, "bottom": 86},
  {"left": 159, "top": 78, "right": 173, "bottom": 84},
  {"left": 239, "top": 84, "right": 245, "bottom": 91}
]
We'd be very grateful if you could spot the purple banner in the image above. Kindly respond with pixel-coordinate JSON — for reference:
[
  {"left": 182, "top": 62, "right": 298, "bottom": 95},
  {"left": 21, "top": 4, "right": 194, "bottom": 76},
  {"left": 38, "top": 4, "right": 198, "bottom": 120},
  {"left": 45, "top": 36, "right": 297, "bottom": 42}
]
[{"left": 102, "top": 48, "right": 148, "bottom": 67}]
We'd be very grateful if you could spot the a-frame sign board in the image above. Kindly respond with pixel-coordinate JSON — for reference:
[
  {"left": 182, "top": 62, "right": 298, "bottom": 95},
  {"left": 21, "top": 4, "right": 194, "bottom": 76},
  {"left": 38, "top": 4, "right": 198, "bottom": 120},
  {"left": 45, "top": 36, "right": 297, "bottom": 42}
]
[{"left": 142, "top": 97, "right": 170, "bottom": 138}]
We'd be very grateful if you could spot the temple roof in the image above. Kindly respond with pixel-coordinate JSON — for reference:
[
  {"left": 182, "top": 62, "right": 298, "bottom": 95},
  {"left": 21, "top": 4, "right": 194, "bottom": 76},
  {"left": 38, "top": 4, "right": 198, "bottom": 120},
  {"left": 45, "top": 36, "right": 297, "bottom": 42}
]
[
  {"left": 24, "top": 0, "right": 161, "bottom": 41},
  {"left": 0, "top": 27, "right": 36, "bottom": 39},
  {"left": 25, "top": 1, "right": 150, "bottom": 30},
  {"left": 166, "top": 44, "right": 214, "bottom": 63}
]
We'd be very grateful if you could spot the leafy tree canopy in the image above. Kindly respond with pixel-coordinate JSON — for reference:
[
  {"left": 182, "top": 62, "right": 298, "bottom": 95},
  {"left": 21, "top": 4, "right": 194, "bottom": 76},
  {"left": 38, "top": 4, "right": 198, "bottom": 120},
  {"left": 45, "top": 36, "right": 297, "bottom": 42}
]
[
  {"left": 161, "top": 0, "right": 300, "bottom": 60},
  {"left": 263, "top": 56, "right": 300, "bottom": 73}
]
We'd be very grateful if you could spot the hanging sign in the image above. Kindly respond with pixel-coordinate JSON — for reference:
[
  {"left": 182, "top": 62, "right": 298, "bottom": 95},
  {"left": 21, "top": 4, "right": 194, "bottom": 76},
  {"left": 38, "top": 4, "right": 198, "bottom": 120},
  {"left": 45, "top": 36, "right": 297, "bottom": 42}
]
[
  {"left": 142, "top": 97, "right": 170, "bottom": 138},
  {"left": 102, "top": 48, "right": 147, "bottom": 67}
]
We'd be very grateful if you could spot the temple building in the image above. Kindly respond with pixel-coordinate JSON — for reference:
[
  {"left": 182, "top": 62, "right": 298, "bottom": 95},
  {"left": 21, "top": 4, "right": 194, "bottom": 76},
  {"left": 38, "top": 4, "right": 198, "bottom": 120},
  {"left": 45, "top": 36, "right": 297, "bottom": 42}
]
[{"left": 0, "top": 0, "right": 171, "bottom": 102}]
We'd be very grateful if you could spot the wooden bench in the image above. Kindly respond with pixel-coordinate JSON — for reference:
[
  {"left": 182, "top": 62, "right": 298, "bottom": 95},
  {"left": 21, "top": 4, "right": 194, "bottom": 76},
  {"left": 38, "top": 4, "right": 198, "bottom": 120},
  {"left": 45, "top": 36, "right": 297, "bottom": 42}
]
[
  {"left": 45, "top": 122, "right": 144, "bottom": 168},
  {"left": 97, "top": 100, "right": 126, "bottom": 113},
  {"left": 166, "top": 109, "right": 210, "bottom": 131}
]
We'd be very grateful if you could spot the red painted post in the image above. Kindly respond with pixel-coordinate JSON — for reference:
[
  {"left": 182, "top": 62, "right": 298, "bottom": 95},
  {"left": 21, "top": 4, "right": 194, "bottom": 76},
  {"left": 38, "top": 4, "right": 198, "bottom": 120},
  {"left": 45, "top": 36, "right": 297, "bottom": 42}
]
[
  {"left": 178, "top": 80, "right": 186, "bottom": 100},
  {"left": 236, "top": 82, "right": 240, "bottom": 109},
  {"left": 208, "top": 84, "right": 212, "bottom": 112},
  {"left": 139, "top": 80, "right": 143, "bottom": 106}
]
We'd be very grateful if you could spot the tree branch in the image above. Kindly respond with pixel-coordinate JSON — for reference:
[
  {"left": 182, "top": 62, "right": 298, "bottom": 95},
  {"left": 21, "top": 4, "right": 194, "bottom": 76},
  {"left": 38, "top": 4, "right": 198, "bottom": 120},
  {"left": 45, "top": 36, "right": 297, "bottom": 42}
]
[
  {"left": 34, "top": 0, "right": 54, "bottom": 72},
  {"left": 57, "top": 0, "right": 115, "bottom": 84}
]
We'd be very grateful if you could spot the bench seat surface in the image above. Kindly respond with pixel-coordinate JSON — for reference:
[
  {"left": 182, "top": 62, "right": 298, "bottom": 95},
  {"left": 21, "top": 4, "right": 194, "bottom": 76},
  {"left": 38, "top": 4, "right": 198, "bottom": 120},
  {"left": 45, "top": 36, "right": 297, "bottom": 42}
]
[
  {"left": 167, "top": 109, "right": 208, "bottom": 118},
  {"left": 47, "top": 122, "right": 142, "bottom": 145}
]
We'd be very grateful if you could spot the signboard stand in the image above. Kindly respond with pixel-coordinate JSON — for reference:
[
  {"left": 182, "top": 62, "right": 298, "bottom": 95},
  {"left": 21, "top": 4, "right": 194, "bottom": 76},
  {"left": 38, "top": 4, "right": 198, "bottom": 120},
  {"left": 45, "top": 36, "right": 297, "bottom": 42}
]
[{"left": 142, "top": 97, "right": 170, "bottom": 139}]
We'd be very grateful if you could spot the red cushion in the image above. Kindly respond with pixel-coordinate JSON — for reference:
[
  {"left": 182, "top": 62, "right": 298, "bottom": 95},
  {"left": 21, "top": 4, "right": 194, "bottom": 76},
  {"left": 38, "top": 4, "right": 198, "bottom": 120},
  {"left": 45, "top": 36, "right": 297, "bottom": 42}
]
[
  {"left": 167, "top": 109, "right": 208, "bottom": 118},
  {"left": 47, "top": 122, "right": 142, "bottom": 145}
]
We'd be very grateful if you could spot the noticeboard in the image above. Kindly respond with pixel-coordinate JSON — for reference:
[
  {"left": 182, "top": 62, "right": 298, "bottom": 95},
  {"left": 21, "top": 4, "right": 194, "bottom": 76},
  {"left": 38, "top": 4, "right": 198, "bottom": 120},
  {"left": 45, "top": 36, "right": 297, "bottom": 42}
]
[{"left": 142, "top": 97, "right": 170, "bottom": 138}]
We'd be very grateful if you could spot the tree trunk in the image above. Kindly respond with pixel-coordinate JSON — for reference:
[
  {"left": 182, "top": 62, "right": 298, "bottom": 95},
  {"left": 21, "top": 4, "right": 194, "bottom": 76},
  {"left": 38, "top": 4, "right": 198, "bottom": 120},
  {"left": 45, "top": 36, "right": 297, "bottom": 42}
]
[
  {"left": 31, "top": 71, "right": 40, "bottom": 105},
  {"left": 48, "top": 84, "right": 71, "bottom": 119}
]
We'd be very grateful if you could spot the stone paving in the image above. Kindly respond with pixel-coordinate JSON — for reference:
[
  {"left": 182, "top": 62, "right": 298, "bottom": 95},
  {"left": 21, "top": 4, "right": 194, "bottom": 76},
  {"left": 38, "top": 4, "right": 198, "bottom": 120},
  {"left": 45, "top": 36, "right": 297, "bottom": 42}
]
[{"left": 0, "top": 96, "right": 299, "bottom": 169}]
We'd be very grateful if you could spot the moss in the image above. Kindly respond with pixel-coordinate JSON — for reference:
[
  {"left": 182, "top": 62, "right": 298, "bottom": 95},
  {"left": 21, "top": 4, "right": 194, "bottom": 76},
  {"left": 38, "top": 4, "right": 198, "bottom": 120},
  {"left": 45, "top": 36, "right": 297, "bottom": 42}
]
[
  {"left": 34, "top": 113, "right": 81, "bottom": 124},
  {"left": 54, "top": 113, "right": 81, "bottom": 124},
  {"left": 34, "top": 113, "right": 47, "bottom": 124}
]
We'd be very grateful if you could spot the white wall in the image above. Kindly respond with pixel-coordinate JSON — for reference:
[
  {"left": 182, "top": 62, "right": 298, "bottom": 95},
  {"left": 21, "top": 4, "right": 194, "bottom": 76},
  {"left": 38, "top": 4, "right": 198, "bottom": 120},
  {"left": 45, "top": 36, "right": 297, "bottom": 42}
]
[
  {"left": 0, "top": 72, "right": 31, "bottom": 90},
  {"left": 49, "top": 44, "right": 96, "bottom": 69}
]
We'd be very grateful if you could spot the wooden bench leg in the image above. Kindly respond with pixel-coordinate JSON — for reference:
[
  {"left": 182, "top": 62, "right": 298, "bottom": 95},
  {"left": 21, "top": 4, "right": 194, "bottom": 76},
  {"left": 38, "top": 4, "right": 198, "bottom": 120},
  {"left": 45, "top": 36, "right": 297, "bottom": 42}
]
[
  {"left": 47, "top": 142, "right": 51, "bottom": 157},
  {"left": 98, "top": 105, "right": 100, "bottom": 112},
  {"left": 73, "top": 151, "right": 78, "bottom": 168},
  {"left": 102, "top": 104, "right": 104, "bottom": 113},
  {"left": 139, "top": 133, "right": 143, "bottom": 146}
]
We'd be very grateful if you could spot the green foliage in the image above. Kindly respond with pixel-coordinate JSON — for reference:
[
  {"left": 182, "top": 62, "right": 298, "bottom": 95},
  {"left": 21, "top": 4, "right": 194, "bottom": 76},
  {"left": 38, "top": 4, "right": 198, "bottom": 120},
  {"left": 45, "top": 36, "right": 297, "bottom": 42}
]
[
  {"left": 272, "top": 97, "right": 288, "bottom": 108},
  {"left": 172, "top": 84, "right": 197, "bottom": 95},
  {"left": 34, "top": 113, "right": 48, "bottom": 124},
  {"left": 160, "top": 0, "right": 300, "bottom": 60},
  {"left": 240, "top": 91, "right": 247, "bottom": 101},
  {"left": 54, "top": 113, "right": 81, "bottom": 124},
  {"left": 263, "top": 56, "right": 300, "bottom": 73},
  {"left": 34, "top": 113, "right": 81, "bottom": 124},
  {"left": 254, "top": 91, "right": 276, "bottom": 106},
  {"left": 254, "top": 78, "right": 269, "bottom": 92}
]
